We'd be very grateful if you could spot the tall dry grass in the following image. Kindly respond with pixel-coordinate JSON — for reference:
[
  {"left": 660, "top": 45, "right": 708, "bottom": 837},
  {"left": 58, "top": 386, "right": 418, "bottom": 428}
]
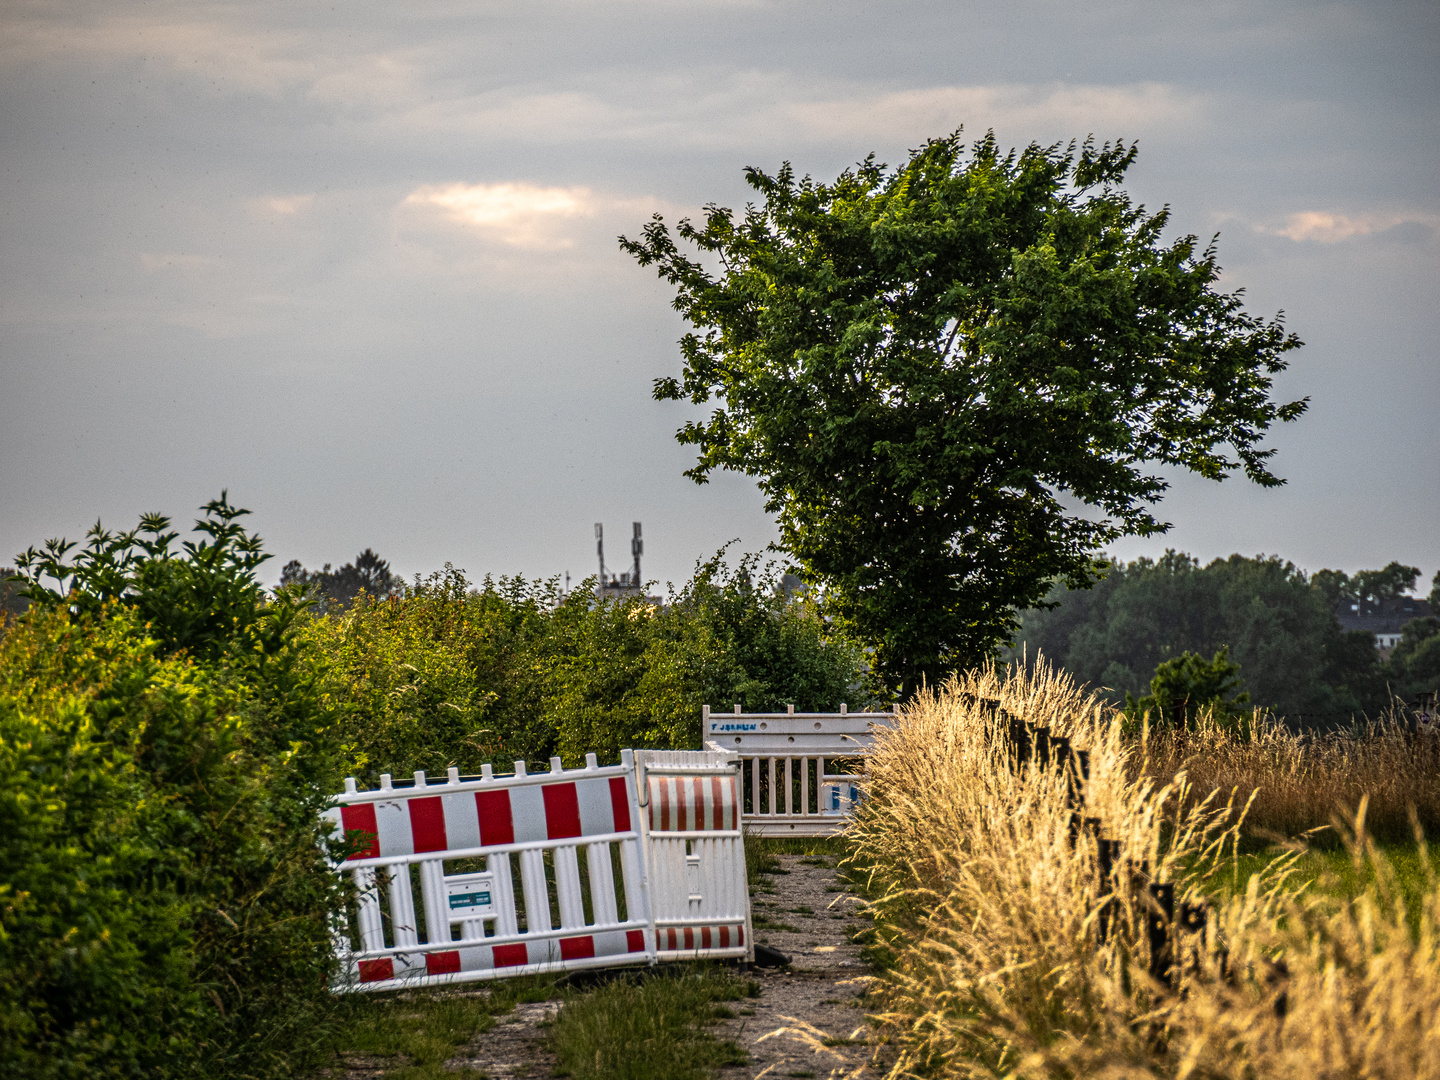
[
  {"left": 848, "top": 663, "right": 1440, "bottom": 1079},
  {"left": 1140, "top": 713, "right": 1440, "bottom": 845}
]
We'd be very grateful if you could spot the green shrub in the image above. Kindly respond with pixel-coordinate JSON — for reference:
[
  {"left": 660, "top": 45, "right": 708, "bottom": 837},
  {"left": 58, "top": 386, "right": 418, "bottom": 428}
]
[
  {"left": 1124, "top": 644, "right": 1250, "bottom": 731},
  {"left": 2, "top": 499, "right": 347, "bottom": 1079},
  {"left": 313, "top": 552, "right": 866, "bottom": 780}
]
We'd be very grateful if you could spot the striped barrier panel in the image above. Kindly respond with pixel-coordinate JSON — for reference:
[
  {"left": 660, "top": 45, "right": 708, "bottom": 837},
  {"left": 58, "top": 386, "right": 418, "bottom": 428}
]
[
  {"left": 702, "top": 704, "right": 897, "bottom": 836},
  {"left": 637, "top": 750, "right": 753, "bottom": 963},
  {"left": 324, "top": 750, "right": 653, "bottom": 992}
]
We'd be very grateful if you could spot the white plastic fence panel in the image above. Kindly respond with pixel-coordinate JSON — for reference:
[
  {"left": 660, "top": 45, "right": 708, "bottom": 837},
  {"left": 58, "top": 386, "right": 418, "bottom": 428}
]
[
  {"left": 703, "top": 704, "right": 895, "bottom": 836},
  {"left": 636, "top": 749, "right": 754, "bottom": 962},
  {"left": 324, "top": 751, "right": 653, "bottom": 992}
]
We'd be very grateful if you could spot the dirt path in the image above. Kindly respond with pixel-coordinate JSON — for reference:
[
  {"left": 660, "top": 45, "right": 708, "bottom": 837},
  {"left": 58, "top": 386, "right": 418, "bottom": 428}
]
[
  {"left": 424, "top": 850, "right": 884, "bottom": 1079},
  {"left": 716, "top": 851, "right": 884, "bottom": 1079},
  {"left": 444, "top": 999, "right": 559, "bottom": 1078}
]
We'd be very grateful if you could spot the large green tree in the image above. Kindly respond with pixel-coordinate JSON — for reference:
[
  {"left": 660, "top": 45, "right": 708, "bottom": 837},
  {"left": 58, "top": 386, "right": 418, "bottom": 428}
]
[{"left": 623, "top": 132, "right": 1306, "bottom": 694}]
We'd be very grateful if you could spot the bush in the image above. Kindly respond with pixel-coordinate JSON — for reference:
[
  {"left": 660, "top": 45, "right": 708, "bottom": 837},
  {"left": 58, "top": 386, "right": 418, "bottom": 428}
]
[
  {"left": 1124, "top": 645, "right": 1250, "bottom": 731},
  {"left": 312, "top": 552, "right": 866, "bottom": 781},
  {"left": 2, "top": 499, "right": 347, "bottom": 1079}
]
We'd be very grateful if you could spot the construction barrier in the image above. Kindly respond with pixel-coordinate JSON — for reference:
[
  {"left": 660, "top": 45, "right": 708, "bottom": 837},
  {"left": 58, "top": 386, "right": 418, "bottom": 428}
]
[
  {"left": 325, "top": 747, "right": 751, "bottom": 992},
  {"left": 637, "top": 750, "right": 753, "bottom": 961},
  {"left": 703, "top": 704, "right": 896, "bottom": 836}
]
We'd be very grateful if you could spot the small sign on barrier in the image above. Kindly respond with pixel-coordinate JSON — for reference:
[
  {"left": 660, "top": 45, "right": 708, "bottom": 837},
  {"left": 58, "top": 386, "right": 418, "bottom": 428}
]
[{"left": 445, "top": 874, "right": 495, "bottom": 921}]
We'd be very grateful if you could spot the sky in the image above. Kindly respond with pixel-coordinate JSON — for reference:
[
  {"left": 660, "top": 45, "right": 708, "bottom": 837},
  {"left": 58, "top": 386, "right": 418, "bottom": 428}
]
[{"left": 2, "top": 0, "right": 1437, "bottom": 595}]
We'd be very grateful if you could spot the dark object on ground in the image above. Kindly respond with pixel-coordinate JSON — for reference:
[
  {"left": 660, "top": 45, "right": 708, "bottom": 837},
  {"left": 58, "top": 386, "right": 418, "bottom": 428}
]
[{"left": 753, "top": 944, "right": 792, "bottom": 967}]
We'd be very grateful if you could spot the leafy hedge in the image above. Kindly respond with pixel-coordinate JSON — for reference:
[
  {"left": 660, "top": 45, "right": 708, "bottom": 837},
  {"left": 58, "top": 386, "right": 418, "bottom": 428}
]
[
  {"left": 311, "top": 551, "right": 867, "bottom": 782},
  {"left": 2, "top": 498, "right": 346, "bottom": 1078}
]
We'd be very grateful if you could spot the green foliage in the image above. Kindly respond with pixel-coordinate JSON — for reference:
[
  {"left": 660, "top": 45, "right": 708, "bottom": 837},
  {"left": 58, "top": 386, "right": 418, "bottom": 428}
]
[
  {"left": 2, "top": 500, "right": 347, "bottom": 1079},
  {"left": 1124, "top": 645, "right": 1249, "bottom": 730},
  {"left": 1010, "top": 550, "right": 1387, "bottom": 722},
  {"left": 623, "top": 131, "right": 1305, "bottom": 695},
  {"left": 312, "top": 553, "right": 865, "bottom": 781},
  {"left": 1313, "top": 562, "right": 1422, "bottom": 606},
  {"left": 548, "top": 966, "right": 754, "bottom": 1080},
  {"left": 548, "top": 552, "right": 866, "bottom": 766},
  {"left": 14, "top": 493, "right": 270, "bottom": 663},
  {"left": 1390, "top": 616, "right": 1440, "bottom": 696},
  {"left": 279, "top": 548, "right": 399, "bottom": 612}
]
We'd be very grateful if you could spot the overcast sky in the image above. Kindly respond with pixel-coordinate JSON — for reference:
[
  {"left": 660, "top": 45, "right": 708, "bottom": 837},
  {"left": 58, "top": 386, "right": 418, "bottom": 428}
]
[{"left": 2, "top": 0, "right": 1436, "bottom": 594}]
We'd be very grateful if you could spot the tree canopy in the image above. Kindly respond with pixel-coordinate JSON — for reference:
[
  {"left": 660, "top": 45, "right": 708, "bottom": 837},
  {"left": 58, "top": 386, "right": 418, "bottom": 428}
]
[
  {"left": 623, "top": 132, "right": 1306, "bottom": 694},
  {"left": 1008, "top": 551, "right": 1406, "bottom": 723}
]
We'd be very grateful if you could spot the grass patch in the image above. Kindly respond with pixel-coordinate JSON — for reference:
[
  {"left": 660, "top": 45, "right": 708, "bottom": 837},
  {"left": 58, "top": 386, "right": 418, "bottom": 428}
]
[
  {"left": 753, "top": 917, "right": 800, "bottom": 932},
  {"left": 1201, "top": 839, "right": 1434, "bottom": 934},
  {"left": 547, "top": 965, "right": 756, "bottom": 1080},
  {"left": 744, "top": 835, "right": 847, "bottom": 890},
  {"left": 329, "top": 976, "right": 559, "bottom": 1078}
]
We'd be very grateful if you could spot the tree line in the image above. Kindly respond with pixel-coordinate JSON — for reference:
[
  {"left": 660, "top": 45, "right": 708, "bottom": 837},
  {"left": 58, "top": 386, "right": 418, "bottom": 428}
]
[{"left": 1007, "top": 551, "right": 1440, "bottom": 724}]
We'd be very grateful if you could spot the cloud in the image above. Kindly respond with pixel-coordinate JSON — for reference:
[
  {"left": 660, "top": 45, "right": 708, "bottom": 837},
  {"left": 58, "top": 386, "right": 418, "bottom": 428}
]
[
  {"left": 402, "top": 182, "right": 596, "bottom": 250},
  {"left": 1265, "top": 210, "right": 1440, "bottom": 244},
  {"left": 250, "top": 195, "right": 315, "bottom": 216},
  {"left": 782, "top": 81, "right": 1205, "bottom": 145},
  {"left": 397, "top": 74, "right": 1211, "bottom": 151}
]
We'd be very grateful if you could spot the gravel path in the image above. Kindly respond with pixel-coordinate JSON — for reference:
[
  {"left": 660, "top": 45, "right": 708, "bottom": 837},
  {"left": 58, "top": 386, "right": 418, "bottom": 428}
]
[
  {"left": 415, "top": 849, "right": 886, "bottom": 1079},
  {"left": 716, "top": 851, "right": 884, "bottom": 1079}
]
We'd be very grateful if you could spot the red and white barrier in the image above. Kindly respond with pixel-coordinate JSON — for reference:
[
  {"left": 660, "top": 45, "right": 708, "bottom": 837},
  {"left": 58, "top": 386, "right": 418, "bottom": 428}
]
[
  {"left": 325, "top": 751, "right": 652, "bottom": 992},
  {"left": 326, "top": 747, "right": 753, "bottom": 991},
  {"left": 638, "top": 750, "right": 753, "bottom": 963}
]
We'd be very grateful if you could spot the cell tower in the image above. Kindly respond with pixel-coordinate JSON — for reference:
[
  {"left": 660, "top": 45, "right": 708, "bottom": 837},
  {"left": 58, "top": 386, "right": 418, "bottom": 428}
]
[{"left": 594, "top": 521, "right": 643, "bottom": 599}]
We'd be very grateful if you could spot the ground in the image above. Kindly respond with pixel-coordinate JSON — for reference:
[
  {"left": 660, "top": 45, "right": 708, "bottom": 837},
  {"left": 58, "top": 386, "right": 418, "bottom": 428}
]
[{"left": 329, "top": 845, "right": 888, "bottom": 1078}]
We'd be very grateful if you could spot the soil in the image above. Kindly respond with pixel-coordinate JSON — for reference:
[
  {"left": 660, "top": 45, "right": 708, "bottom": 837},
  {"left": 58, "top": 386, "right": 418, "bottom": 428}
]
[
  {"left": 426, "top": 851, "right": 886, "bottom": 1079},
  {"left": 716, "top": 851, "right": 886, "bottom": 1079},
  {"left": 444, "top": 999, "right": 560, "bottom": 1078}
]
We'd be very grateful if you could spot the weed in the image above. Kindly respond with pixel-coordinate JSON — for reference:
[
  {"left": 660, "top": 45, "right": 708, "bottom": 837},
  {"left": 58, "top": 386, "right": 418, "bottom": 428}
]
[
  {"left": 331, "top": 977, "right": 558, "bottom": 1078},
  {"left": 547, "top": 965, "right": 752, "bottom": 1080},
  {"left": 753, "top": 917, "right": 800, "bottom": 932},
  {"left": 849, "top": 663, "right": 1440, "bottom": 1079}
]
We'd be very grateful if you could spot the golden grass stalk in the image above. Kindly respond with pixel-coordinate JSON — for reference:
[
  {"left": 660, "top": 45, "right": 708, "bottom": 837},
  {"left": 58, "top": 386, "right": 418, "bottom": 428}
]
[
  {"left": 847, "top": 663, "right": 1440, "bottom": 1079},
  {"left": 1139, "top": 710, "right": 1440, "bottom": 845}
]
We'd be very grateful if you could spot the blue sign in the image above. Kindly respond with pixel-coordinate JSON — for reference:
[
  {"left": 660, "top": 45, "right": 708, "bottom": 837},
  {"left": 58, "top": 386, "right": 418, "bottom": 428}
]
[{"left": 449, "top": 890, "right": 492, "bottom": 910}]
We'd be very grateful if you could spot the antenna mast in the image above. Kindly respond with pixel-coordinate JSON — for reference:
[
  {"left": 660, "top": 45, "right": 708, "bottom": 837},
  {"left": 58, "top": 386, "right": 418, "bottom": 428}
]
[{"left": 595, "top": 522, "right": 605, "bottom": 596}]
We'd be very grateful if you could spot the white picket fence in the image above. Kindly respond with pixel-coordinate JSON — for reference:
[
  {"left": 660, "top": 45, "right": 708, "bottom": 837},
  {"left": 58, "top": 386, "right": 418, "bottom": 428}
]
[
  {"left": 703, "top": 704, "right": 898, "bottom": 836},
  {"left": 324, "top": 748, "right": 750, "bottom": 992}
]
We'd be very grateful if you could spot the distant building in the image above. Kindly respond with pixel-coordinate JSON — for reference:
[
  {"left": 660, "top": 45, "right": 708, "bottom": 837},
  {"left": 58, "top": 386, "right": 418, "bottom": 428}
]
[
  {"left": 594, "top": 522, "right": 660, "bottom": 604},
  {"left": 1336, "top": 595, "right": 1434, "bottom": 650}
]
